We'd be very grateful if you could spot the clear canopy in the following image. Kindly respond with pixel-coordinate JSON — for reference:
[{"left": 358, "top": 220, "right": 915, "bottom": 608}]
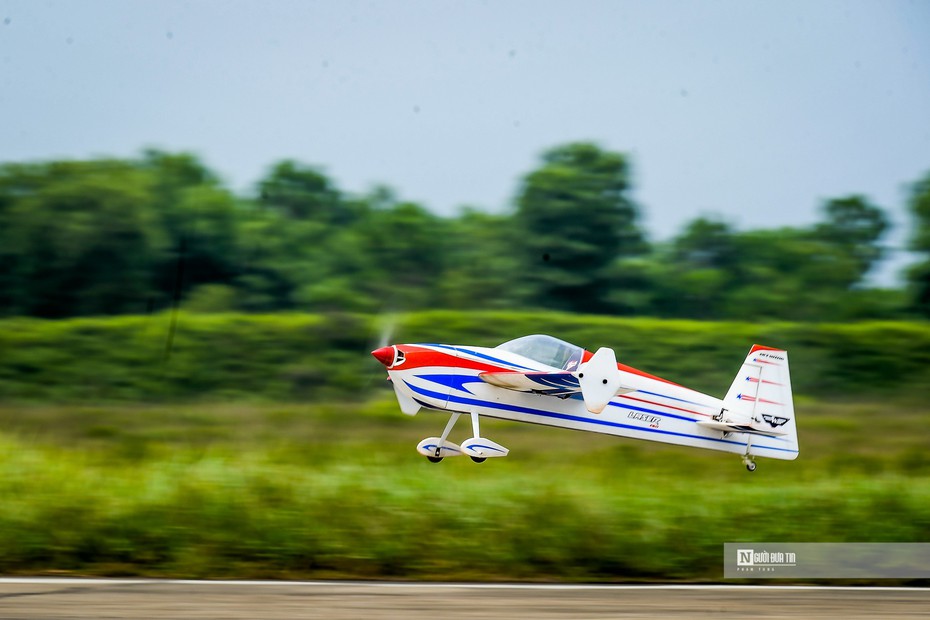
[{"left": 495, "top": 334, "right": 584, "bottom": 371}]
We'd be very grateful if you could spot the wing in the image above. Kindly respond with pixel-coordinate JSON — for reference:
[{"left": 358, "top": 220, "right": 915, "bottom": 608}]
[
  {"left": 479, "top": 371, "right": 581, "bottom": 396},
  {"left": 479, "top": 348, "right": 635, "bottom": 414}
]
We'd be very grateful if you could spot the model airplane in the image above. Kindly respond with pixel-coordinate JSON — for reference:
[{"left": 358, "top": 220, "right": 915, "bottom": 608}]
[{"left": 372, "top": 335, "right": 798, "bottom": 471}]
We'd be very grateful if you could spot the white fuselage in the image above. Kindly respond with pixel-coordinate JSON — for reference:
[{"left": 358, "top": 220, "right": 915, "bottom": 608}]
[{"left": 388, "top": 344, "right": 799, "bottom": 460}]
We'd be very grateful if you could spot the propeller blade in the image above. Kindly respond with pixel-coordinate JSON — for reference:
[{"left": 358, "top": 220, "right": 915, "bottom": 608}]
[{"left": 376, "top": 314, "right": 398, "bottom": 348}]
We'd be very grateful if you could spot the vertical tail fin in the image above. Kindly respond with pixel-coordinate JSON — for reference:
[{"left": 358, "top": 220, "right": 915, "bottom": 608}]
[{"left": 723, "top": 345, "right": 798, "bottom": 456}]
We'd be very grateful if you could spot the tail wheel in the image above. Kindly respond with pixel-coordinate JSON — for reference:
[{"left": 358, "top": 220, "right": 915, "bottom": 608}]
[{"left": 745, "top": 461, "right": 756, "bottom": 472}]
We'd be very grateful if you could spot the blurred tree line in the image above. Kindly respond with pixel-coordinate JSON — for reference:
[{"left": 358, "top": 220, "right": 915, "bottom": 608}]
[{"left": 1, "top": 143, "right": 928, "bottom": 320}]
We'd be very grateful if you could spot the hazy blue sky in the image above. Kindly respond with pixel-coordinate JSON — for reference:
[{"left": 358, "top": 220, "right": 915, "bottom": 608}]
[{"left": 2, "top": 0, "right": 928, "bottom": 281}]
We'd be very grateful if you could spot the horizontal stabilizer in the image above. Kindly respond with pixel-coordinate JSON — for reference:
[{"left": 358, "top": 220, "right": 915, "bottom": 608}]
[{"left": 696, "top": 419, "right": 787, "bottom": 437}]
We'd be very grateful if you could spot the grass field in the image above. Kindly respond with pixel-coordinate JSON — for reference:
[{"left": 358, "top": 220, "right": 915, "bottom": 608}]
[{"left": 1, "top": 392, "right": 928, "bottom": 582}]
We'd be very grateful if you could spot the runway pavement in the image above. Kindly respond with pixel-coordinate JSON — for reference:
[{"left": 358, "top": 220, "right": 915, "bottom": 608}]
[{"left": 0, "top": 579, "right": 927, "bottom": 619}]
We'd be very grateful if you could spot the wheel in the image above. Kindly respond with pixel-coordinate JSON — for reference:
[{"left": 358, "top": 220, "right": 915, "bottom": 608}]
[
  {"left": 745, "top": 461, "right": 756, "bottom": 472},
  {"left": 470, "top": 456, "right": 486, "bottom": 463},
  {"left": 427, "top": 456, "right": 443, "bottom": 463}
]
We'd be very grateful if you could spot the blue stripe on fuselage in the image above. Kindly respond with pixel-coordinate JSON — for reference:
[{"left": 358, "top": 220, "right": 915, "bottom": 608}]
[{"left": 417, "top": 374, "right": 484, "bottom": 394}]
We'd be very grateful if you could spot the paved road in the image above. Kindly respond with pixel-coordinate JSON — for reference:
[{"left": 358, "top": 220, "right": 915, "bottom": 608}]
[{"left": 0, "top": 579, "right": 927, "bottom": 619}]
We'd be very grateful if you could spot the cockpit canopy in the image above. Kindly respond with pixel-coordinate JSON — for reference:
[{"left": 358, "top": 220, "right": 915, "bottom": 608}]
[{"left": 495, "top": 334, "right": 585, "bottom": 371}]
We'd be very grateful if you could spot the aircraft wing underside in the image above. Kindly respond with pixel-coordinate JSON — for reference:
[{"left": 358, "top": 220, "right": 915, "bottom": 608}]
[{"left": 478, "top": 371, "right": 581, "bottom": 396}]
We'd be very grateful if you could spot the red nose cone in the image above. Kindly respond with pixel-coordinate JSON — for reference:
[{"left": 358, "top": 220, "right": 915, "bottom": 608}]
[{"left": 371, "top": 346, "right": 395, "bottom": 367}]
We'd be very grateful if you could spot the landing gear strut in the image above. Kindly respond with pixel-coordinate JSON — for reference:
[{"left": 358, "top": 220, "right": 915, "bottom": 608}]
[
  {"left": 460, "top": 410, "right": 509, "bottom": 462},
  {"left": 436, "top": 412, "right": 460, "bottom": 457},
  {"left": 742, "top": 435, "right": 756, "bottom": 472},
  {"left": 416, "top": 412, "right": 462, "bottom": 462}
]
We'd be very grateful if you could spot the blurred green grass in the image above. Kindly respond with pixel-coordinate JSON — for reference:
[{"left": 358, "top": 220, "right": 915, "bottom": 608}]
[{"left": 0, "top": 396, "right": 928, "bottom": 582}]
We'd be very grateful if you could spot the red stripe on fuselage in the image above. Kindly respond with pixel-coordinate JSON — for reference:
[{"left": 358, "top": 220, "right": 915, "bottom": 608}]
[
  {"left": 582, "top": 349, "right": 683, "bottom": 387},
  {"left": 617, "top": 362, "right": 683, "bottom": 388},
  {"left": 394, "top": 345, "right": 506, "bottom": 373},
  {"left": 617, "top": 393, "right": 712, "bottom": 418}
]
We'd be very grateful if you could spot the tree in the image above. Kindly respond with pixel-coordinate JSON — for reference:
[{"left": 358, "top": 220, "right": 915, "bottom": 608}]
[
  {"left": 170, "top": 185, "right": 242, "bottom": 288},
  {"left": 515, "top": 143, "right": 645, "bottom": 312},
  {"left": 722, "top": 228, "right": 858, "bottom": 321},
  {"left": 907, "top": 171, "right": 930, "bottom": 316},
  {"left": 649, "top": 217, "right": 740, "bottom": 319},
  {"left": 0, "top": 160, "right": 165, "bottom": 317},
  {"left": 814, "top": 195, "right": 888, "bottom": 285},
  {"left": 140, "top": 151, "right": 241, "bottom": 311},
  {"left": 348, "top": 200, "right": 447, "bottom": 310},
  {"left": 232, "top": 208, "right": 300, "bottom": 311},
  {"left": 644, "top": 214, "right": 875, "bottom": 321},
  {"left": 258, "top": 160, "right": 348, "bottom": 224},
  {"left": 437, "top": 208, "right": 525, "bottom": 309},
  {"left": 230, "top": 162, "right": 354, "bottom": 312},
  {"left": 671, "top": 217, "right": 739, "bottom": 271}
]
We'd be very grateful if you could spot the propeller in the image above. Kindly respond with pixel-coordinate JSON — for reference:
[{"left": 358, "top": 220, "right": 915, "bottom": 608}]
[
  {"left": 375, "top": 313, "right": 398, "bottom": 349},
  {"left": 366, "top": 312, "right": 400, "bottom": 388}
]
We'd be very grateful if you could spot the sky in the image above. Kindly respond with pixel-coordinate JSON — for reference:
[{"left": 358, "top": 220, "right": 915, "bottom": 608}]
[{"left": 1, "top": 0, "right": 929, "bottom": 283}]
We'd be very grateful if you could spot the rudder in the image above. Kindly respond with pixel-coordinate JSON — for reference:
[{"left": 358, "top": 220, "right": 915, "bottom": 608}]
[{"left": 723, "top": 344, "right": 799, "bottom": 458}]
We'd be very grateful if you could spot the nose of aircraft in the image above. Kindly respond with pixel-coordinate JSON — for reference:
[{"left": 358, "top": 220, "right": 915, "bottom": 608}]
[{"left": 371, "top": 345, "right": 395, "bottom": 367}]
